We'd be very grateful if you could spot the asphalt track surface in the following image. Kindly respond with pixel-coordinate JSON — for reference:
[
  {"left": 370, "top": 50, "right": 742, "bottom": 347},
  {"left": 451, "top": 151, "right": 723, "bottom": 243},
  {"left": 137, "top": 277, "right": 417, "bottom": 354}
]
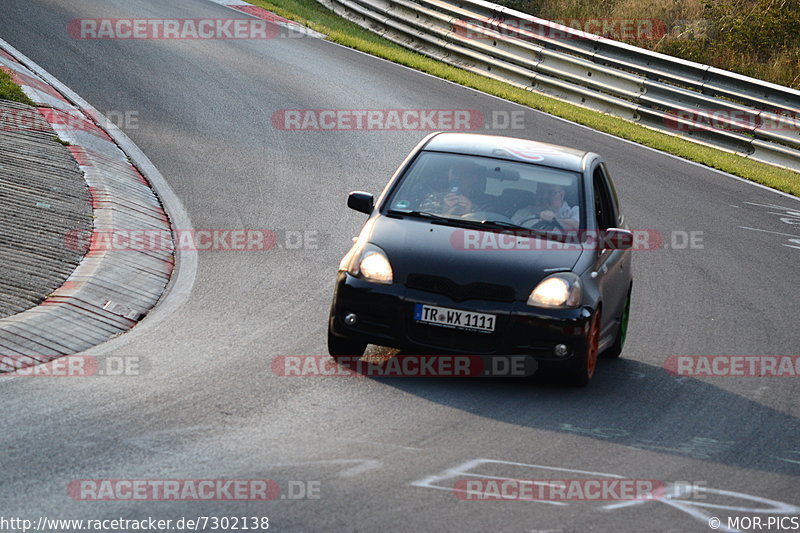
[{"left": 1, "top": 1, "right": 799, "bottom": 532}]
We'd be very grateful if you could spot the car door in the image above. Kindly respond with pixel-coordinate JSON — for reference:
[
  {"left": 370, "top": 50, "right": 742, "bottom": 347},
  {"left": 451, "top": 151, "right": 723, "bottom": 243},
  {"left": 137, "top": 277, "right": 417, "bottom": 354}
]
[{"left": 589, "top": 162, "right": 629, "bottom": 343}]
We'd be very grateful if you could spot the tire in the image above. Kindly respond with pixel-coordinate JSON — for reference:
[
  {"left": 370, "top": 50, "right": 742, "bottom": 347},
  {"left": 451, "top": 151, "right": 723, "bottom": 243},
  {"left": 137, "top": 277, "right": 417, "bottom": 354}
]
[
  {"left": 327, "top": 328, "right": 367, "bottom": 358},
  {"left": 603, "top": 289, "right": 631, "bottom": 359},
  {"left": 567, "top": 310, "right": 601, "bottom": 387}
]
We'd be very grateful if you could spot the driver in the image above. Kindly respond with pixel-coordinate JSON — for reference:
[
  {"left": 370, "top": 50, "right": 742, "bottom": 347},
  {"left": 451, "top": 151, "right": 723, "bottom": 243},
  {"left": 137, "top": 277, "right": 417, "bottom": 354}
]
[
  {"left": 420, "top": 161, "right": 492, "bottom": 216},
  {"left": 512, "top": 183, "right": 579, "bottom": 230}
]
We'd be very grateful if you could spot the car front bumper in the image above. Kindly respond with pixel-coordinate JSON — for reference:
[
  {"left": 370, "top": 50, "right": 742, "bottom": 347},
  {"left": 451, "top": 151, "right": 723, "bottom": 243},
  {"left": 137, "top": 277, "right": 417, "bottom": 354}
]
[{"left": 329, "top": 272, "right": 595, "bottom": 367}]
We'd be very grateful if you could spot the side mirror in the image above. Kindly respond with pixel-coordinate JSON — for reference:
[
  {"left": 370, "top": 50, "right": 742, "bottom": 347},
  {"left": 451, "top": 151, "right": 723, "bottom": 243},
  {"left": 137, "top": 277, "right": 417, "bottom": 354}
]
[
  {"left": 603, "top": 228, "right": 633, "bottom": 249},
  {"left": 347, "top": 191, "right": 374, "bottom": 214}
]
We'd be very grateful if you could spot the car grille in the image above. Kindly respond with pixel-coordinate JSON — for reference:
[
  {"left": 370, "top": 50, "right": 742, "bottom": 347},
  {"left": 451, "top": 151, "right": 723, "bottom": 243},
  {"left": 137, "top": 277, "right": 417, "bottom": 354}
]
[{"left": 405, "top": 274, "right": 515, "bottom": 302}]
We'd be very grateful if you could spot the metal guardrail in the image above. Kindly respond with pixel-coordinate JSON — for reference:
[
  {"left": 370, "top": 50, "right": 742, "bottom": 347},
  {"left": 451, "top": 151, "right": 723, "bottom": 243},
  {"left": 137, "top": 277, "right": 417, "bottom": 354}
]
[{"left": 318, "top": 0, "right": 800, "bottom": 172}]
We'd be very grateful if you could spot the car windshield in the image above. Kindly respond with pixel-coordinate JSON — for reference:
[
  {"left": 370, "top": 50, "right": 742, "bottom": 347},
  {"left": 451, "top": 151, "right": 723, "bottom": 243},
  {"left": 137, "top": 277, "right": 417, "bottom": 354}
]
[{"left": 385, "top": 152, "right": 583, "bottom": 230}]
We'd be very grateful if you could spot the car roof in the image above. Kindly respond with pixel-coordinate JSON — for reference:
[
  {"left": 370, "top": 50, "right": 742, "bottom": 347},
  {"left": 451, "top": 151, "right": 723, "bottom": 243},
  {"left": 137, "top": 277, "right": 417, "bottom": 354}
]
[{"left": 422, "top": 132, "right": 590, "bottom": 172}]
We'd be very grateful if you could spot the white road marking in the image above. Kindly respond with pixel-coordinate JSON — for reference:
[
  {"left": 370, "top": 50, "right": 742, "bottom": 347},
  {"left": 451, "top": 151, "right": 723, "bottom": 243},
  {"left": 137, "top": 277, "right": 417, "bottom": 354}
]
[
  {"left": 261, "top": 459, "right": 383, "bottom": 477},
  {"left": 329, "top": 436, "right": 423, "bottom": 451},
  {"left": 411, "top": 458, "right": 626, "bottom": 506},
  {"left": 412, "top": 458, "right": 800, "bottom": 533},
  {"left": 774, "top": 451, "right": 800, "bottom": 466},
  {"left": 738, "top": 226, "right": 800, "bottom": 239}
]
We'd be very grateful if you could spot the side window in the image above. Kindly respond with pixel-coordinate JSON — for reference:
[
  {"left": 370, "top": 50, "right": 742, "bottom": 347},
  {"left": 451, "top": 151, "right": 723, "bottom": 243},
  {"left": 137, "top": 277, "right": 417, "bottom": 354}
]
[
  {"left": 592, "top": 166, "right": 617, "bottom": 230},
  {"left": 600, "top": 163, "right": 622, "bottom": 226}
]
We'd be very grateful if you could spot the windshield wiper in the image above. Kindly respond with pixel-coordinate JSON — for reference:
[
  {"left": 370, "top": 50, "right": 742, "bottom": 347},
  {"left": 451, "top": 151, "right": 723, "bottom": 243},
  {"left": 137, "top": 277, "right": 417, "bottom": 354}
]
[
  {"left": 387, "top": 211, "right": 568, "bottom": 242},
  {"left": 388, "top": 210, "right": 514, "bottom": 230},
  {"left": 387, "top": 209, "right": 457, "bottom": 223},
  {"left": 472, "top": 219, "right": 528, "bottom": 230},
  {"left": 467, "top": 220, "right": 580, "bottom": 244},
  {"left": 466, "top": 219, "right": 550, "bottom": 236},
  {"left": 389, "top": 210, "right": 522, "bottom": 227}
]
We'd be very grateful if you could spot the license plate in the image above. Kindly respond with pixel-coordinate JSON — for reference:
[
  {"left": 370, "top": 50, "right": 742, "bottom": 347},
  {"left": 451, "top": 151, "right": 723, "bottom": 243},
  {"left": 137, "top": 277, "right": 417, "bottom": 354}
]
[{"left": 414, "top": 304, "right": 496, "bottom": 333}]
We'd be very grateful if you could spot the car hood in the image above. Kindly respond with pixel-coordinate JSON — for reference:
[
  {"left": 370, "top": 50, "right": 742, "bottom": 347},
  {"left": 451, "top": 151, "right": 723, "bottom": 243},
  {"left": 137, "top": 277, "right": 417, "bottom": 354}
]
[{"left": 369, "top": 216, "right": 585, "bottom": 301}]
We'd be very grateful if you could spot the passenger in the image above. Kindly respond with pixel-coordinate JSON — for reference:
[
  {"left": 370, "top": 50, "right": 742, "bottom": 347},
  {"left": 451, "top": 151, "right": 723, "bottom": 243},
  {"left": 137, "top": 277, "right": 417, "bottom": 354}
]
[{"left": 512, "top": 183, "right": 579, "bottom": 230}]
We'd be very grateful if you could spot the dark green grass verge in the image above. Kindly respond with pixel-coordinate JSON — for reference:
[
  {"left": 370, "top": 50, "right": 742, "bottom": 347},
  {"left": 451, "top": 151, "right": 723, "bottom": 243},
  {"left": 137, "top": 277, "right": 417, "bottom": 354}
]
[{"left": 0, "top": 68, "right": 35, "bottom": 106}]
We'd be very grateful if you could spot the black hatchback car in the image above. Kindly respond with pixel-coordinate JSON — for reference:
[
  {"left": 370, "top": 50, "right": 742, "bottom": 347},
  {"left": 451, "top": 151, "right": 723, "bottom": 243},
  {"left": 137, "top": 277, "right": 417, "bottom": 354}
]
[{"left": 328, "top": 132, "right": 633, "bottom": 385}]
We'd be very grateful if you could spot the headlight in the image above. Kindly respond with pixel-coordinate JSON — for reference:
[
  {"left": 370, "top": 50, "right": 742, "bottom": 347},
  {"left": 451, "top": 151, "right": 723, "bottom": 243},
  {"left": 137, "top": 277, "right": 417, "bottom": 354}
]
[
  {"left": 339, "top": 241, "right": 393, "bottom": 284},
  {"left": 359, "top": 249, "right": 393, "bottom": 284},
  {"left": 527, "top": 273, "right": 581, "bottom": 308}
]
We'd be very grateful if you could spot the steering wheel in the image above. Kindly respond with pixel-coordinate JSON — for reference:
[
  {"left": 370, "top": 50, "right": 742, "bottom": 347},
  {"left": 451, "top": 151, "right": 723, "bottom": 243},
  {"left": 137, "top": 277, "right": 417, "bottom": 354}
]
[
  {"left": 461, "top": 211, "right": 512, "bottom": 222},
  {"left": 518, "top": 216, "right": 564, "bottom": 231}
]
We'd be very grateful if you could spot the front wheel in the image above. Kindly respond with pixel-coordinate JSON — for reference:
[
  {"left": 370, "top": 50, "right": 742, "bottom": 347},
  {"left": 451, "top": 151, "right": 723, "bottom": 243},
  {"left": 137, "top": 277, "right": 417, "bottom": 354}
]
[
  {"left": 327, "top": 329, "right": 367, "bottom": 358},
  {"left": 566, "top": 310, "right": 600, "bottom": 387},
  {"left": 603, "top": 290, "right": 631, "bottom": 359}
]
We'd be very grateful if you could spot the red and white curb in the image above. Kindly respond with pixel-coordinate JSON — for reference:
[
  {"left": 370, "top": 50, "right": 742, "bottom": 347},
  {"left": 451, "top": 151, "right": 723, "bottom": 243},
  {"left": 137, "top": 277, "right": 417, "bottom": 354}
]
[
  {"left": 207, "top": 0, "right": 325, "bottom": 38},
  {"left": 0, "top": 45, "right": 175, "bottom": 371}
]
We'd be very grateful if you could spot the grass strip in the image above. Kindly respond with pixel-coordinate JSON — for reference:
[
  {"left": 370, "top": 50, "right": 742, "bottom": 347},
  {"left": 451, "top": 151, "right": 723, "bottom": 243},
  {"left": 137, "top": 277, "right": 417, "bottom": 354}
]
[{"left": 0, "top": 68, "right": 35, "bottom": 106}]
